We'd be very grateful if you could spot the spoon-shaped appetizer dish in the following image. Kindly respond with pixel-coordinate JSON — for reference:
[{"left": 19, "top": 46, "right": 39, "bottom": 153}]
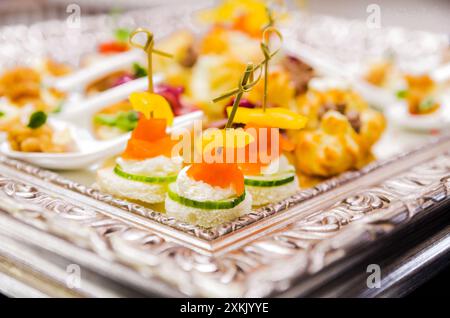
[
  {"left": 0, "top": 109, "right": 202, "bottom": 170},
  {"left": 351, "top": 55, "right": 450, "bottom": 131},
  {"left": 48, "top": 49, "right": 145, "bottom": 93},
  {"left": 386, "top": 95, "right": 450, "bottom": 132}
]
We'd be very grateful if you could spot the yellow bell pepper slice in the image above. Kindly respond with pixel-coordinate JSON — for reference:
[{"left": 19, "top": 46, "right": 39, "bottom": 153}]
[
  {"left": 129, "top": 91, "right": 174, "bottom": 125},
  {"left": 196, "top": 128, "right": 254, "bottom": 154},
  {"left": 226, "top": 107, "right": 308, "bottom": 129}
]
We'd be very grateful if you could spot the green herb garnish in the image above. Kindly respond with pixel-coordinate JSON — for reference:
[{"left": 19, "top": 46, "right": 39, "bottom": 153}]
[
  {"left": 51, "top": 101, "right": 64, "bottom": 114},
  {"left": 396, "top": 90, "right": 408, "bottom": 99},
  {"left": 114, "top": 28, "right": 131, "bottom": 43},
  {"left": 0, "top": 111, "right": 4, "bottom": 118},
  {"left": 418, "top": 97, "right": 435, "bottom": 112},
  {"left": 132, "top": 62, "right": 148, "bottom": 78},
  {"left": 94, "top": 111, "right": 139, "bottom": 132},
  {"left": 27, "top": 111, "right": 47, "bottom": 129}
]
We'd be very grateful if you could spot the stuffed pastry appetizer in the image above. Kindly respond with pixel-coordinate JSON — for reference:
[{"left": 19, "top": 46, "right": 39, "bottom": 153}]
[{"left": 292, "top": 78, "right": 386, "bottom": 177}]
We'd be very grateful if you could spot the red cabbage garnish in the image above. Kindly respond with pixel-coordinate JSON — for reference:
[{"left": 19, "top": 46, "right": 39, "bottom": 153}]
[
  {"left": 112, "top": 73, "right": 135, "bottom": 87},
  {"left": 155, "top": 83, "right": 197, "bottom": 116},
  {"left": 226, "top": 97, "right": 257, "bottom": 108},
  {"left": 224, "top": 97, "right": 257, "bottom": 116}
]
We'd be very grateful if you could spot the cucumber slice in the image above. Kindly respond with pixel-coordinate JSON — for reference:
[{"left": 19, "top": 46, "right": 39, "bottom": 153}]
[
  {"left": 114, "top": 165, "right": 177, "bottom": 184},
  {"left": 168, "top": 184, "right": 246, "bottom": 210},
  {"left": 244, "top": 173, "right": 295, "bottom": 187}
]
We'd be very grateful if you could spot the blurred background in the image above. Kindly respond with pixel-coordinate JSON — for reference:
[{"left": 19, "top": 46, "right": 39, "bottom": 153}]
[{"left": 0, "top": 0, "right": 448, "bottom": 34}]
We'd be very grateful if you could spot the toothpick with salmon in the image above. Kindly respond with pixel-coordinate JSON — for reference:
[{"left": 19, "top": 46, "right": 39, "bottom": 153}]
[
  {"left": 165, "top": 64, "right": 256, "bottom": 227},
  {"left": 218, "top": 26, "right": 308, "bottom": 206},
  {"left": 96, "top": 29, "right": 180, "bottom": 204}
]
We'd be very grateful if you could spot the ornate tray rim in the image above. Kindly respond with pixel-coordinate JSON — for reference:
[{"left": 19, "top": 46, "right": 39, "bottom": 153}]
[
  {"left": 0, "top": 133, "right": 448, "bottom": 245},
  {"left": 1, "top": 140, "right": 449, "bottom": 297}
]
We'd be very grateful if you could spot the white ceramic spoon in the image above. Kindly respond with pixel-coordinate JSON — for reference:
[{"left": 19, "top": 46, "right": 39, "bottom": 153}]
[
  {"left": 386, "top": 94, "right": 450, "bottom": 132},
  {"left": 39, "top": 50, "right": 145, "bottom": 117},
  {"left": 56, "top": 76, "right": 154, "bottom": 127},
  {"left": 45, "top": 49, "right": 144, "bottom": 92},
  {"left": 350, "top": 80, "right": 398, "bottom": 111},
  {"left": 352, "top": 62, "right": 450, "bottom": 111},
  {"left": 0, "top": 110, "right": 203, "bottom": 170},
  {"left": 431, "top": 62, "right": 450, "bottom": 83}
]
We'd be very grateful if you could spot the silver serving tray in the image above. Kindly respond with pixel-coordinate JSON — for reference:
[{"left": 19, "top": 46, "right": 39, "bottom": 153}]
[{"left": 0, "top": 3, "right": 449, "bottom": 297}]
